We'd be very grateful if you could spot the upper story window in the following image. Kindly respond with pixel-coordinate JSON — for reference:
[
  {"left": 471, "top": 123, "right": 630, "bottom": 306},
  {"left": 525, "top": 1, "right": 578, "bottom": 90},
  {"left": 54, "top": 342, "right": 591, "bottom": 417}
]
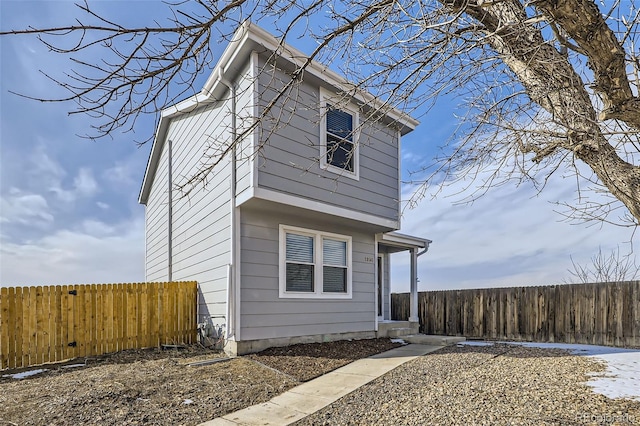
[
  {"left": 320, "top": 89, "right": 359, "bottom": 180},
  {"left": 279, "top": 224, "right": 352, "bottom": 299}
]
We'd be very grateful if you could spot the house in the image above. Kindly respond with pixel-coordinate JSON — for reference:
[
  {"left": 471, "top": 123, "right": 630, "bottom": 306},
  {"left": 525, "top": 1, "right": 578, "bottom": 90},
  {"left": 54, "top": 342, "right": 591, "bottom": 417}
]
[{"left": 138, "top": 21, "right": 431, "bottom": 355}]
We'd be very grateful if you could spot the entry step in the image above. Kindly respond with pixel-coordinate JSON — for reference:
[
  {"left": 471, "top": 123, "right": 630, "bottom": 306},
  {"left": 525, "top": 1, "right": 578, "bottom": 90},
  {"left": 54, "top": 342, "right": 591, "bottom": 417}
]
[{"left": 403, "top": 335, "right": 466, "bottom": 345}]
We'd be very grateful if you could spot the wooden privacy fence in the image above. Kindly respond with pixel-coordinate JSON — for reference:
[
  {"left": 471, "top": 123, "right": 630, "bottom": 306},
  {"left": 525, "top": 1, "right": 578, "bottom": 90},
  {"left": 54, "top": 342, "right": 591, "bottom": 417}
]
[
  {"left": 392, "top": 281, "right": 640, "bottom": 348},
  {"left": 0, "top": 281, "right": 198, "bottom": 370}
]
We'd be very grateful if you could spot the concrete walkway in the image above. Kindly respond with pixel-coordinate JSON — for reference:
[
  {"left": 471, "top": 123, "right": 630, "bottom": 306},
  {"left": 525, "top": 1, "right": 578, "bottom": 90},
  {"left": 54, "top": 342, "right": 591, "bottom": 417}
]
[{"left": 199, "top": 344, "right": 442, "bottom": 426}]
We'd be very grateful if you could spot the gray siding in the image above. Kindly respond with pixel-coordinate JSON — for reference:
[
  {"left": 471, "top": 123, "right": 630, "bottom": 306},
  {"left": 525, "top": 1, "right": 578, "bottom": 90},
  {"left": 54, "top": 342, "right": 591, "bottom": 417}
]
[
  {"left": 144, "top": 61, "right": 255, "bottom": 323},
  {"left": 235, "top": 58, "right": 256, "bottom": 198},
  {"left": 239, "top": 205, "right": 376, "bottom": 340},
  {"left": 255, "top": 54, "right": 400, "bottom": 222},
  {"left": 167, "top": 101, "right": 232, "bottom": 321},
  {"left": 145, "top": 140, "right": 169, "bottom": 282}
]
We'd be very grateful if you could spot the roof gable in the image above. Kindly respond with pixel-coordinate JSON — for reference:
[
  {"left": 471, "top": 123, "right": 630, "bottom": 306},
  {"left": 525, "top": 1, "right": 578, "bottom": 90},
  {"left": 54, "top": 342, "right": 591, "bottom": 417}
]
[{"left": 138, "top": 21, "right": 419, "bottom": 205}]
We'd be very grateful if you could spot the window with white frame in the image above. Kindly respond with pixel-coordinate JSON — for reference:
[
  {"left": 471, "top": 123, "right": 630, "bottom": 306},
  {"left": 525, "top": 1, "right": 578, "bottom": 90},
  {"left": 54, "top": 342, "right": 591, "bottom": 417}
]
[
  {"left": 320, "top": 89, "right": 359, "bottom": 179},
  {"left": 280, "top": 225, "right": 352, "bottom": 298}
]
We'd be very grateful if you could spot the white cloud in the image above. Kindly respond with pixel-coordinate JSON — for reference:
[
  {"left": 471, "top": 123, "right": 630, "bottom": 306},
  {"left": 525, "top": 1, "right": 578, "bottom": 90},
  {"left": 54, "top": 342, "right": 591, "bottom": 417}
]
[
  {"left": 402, "top": 151, "right": 424, "bottom": 165},
  {"left": 81, "top": 219, "right": 115, "bottom": 236},
  {"left": 104, "top": 162, "right": 137, "bottom": 186},
  {"left": 96, "top": 201, "right": 110, "bottom": 209},
  {"left": 28, "top": 147, "right": 98, "bottom": 203},
  {"left": 73, "top": 167, "right": 98, "bottom": 197},
  {"left": 391, "top": 170, "right": 637, "bottom": 293},
  {"left": 0, "top": 189, "right": 53, "bottom": 226},
  {"left": 0, "top": 216, "right": 144, "bottom": 286},
  {"left": 30, "top": 144, "right": 66, "bottom": 180}
]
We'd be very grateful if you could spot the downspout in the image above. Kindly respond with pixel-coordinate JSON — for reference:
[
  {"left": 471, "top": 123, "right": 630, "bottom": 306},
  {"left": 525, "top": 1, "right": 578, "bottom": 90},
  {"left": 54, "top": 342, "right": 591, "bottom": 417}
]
[
  {"left": 409, "top": 241, "right": 431, "bottom": 323},
  {"left": 417, "top": 241, "right": 431, "bottom": 258},
  {"left": 217, "top": 68, "right": 237, "bottom": 342},
  {"left": 167, "top": 138, "right": 173, "bottom": 282}
]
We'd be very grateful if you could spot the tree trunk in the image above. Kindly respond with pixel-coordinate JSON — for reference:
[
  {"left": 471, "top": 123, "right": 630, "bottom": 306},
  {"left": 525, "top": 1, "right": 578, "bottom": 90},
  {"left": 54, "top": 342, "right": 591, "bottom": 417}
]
[{"left": 451, "top": 0, "right": 640, "bottom": 223}]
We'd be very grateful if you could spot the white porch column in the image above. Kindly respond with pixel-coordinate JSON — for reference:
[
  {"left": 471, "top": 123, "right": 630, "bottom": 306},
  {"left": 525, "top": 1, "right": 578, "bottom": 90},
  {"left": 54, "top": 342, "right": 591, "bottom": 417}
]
[{"left": 409, "top": 247, "right": 419, "bottom": 322}]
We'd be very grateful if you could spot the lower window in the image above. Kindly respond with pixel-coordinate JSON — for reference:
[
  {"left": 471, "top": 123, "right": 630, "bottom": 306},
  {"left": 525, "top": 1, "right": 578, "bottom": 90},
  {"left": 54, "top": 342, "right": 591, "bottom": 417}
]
[{"left": 280, "top": 225, "right": 352, "bottom": 299}]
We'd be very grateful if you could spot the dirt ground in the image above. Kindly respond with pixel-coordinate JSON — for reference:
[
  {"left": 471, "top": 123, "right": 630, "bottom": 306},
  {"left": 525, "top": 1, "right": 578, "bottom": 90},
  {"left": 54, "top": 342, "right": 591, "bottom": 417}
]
[{"left": 0, "top": 338, "right": 399, "bottom": 426}]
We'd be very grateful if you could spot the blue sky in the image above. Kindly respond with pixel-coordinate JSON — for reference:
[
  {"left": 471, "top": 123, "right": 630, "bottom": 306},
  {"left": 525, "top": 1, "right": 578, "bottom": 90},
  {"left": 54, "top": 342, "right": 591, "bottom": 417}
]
[{"left": 1, "top": 1, "right": 636, "bottom": 291}]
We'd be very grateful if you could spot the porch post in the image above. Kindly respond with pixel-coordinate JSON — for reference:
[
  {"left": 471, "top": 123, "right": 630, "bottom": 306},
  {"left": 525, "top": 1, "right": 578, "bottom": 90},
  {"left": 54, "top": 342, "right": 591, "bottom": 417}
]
[{"left": 409, "top": 247, "right": 419, "bottom": 322}]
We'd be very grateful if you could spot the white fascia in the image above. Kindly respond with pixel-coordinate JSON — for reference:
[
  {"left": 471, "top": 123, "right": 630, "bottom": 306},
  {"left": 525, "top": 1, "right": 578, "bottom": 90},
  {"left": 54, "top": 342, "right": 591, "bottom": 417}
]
[
  {"left": 380, "top": 231, "right": 431, "bottom": 249},
  {"left": 244, "top": 187, "right": 399, "bottom": 230}
]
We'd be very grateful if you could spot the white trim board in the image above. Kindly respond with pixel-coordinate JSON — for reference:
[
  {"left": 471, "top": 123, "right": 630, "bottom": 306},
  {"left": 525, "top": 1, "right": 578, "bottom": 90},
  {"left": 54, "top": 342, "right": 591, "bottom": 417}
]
[
  {"left": 243, "top": 187, "right": 399, "bottom": 229},
  {"left": 278, "top": 224, "right": 353, "bottom": 300}
]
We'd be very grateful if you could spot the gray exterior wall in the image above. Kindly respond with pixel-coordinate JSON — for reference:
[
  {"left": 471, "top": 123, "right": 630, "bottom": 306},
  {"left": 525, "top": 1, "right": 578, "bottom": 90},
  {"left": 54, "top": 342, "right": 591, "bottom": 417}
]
[
  {"left": 168, "top": 102, "right": 231, "bottom": 321},
  {"left": 144, "top": 60, "right": 254, "bottom": 322},
  {"left": 239, "top": 202, "right": 376, "bottom": 341},
  {"left": 145, "top": 140, "right": 170, "bottom": 282},
  {"left": 234, "top": 56, "right": 256, "bottom": 199},
  {"left": 143, "top": 48, "right": 406, "bottom": 339},
  {"left": 254, "top": 53, "right": 400, "bottom": 222}
]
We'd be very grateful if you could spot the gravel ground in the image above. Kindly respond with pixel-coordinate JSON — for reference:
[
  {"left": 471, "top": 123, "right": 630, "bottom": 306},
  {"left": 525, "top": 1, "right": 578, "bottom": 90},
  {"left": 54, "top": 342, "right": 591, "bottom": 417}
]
[
  {"left": 0, "top": 338, "right": 398, "bottom": 426},
  {"left": 294, "top": 343, "right": 640, "bottom": 426},
  {"left": 246, "top": 338, "right": 401, "bottom": 382},
  {"left": 3, "top": 340, "right": 638, "bottom": 426}
]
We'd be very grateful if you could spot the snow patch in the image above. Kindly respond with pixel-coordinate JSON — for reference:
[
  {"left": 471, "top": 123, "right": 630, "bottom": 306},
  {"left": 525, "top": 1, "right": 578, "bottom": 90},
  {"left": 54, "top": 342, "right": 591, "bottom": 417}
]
[
  {"left": 498, "top": 342, "right": 640, "bottom": 402},
  {"left": 585, "top": 351, "right": 640, "bottom": 402},
  {"left": 455, "top": 340, "right": 640, "bottom": 401},
  {"left": 390, "top": 338, "right": 408, "bottom": 345},
  {"left": 62, "top": 363, "right": 86, "bottom": 369},
  {"left": 2, "top": 368, "right": 48, "bottom": 379}
]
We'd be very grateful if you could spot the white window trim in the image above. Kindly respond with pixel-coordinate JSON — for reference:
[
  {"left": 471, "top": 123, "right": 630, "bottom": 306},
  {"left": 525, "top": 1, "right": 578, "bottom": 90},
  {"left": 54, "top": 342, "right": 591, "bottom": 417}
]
[
  {"left": 319, "top": 87, "right": 360, "bottom": 181},
  {"left": 279, "top": 224, "right": 353, "bottom": 299}
]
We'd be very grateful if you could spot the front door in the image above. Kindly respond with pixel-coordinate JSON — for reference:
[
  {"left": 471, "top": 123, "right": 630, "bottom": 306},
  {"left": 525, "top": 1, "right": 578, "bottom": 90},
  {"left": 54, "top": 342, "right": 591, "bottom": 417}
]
[{"left": 377, "top": 255, "right": 383, "bottom": 318}]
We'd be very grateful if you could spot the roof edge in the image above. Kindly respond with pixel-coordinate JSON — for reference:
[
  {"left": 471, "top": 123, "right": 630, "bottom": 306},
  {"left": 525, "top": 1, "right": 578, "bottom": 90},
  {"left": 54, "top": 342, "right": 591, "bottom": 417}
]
[{"left": 381, "top": 231, "right": 432, "bottom": 249}]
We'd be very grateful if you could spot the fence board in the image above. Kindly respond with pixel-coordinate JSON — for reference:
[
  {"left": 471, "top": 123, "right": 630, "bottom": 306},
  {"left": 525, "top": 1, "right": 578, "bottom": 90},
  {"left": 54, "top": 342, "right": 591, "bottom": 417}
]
[
  {"left": 7, "top": 287, "right": 17, "bottom": 369},
  {"left": 52, "top": 287, "right": 60, "bottom": 362},
  {"left": 392, "top": 281, "right": 640, "bottom": 348},
  {"left": 124, "top": 284, "right": 136, "bottom": 349},
  {"left": 88, "top": 284, "right": 96, "bottom": 356},
  {"left": 95, "top": 284, "right": 103, "bottom": 357},
  {"left": 171, "top": 282, "right": 178, "bottom": 344},
  {"left": 136, "top": 284, "right": 143, "bottom": 348},
  {"left": 103, "top": 284, "right": 111, "bottom": 354},
  {"left": 66, "top": 285, "right": 75, "bottom": 360},
  {"left": 0, "top": 288, "right": 9, "bottom": 369},
  {"left": 180, "top": 283, "right": 186, "bottom": 343},
  {"left": 150, "top": 283, "right": 158, "bottom": 348},
  {"left": 116, "top": 283, "right": 124, "bottom": 351},
  {"left": 0, "top": 282, "right": 197, "bottom": 370},
  {"left": 15, "top": 288, "right": 23, "bottom": 368},
  {"left": 35, "top": 287, "right": 45, "bottom": 365},
  {"left": 43, "top": 286, "right": 52, "bottom": 364},
  {"left": 72, "top": 284, "right": 82, "bottom": 358}
]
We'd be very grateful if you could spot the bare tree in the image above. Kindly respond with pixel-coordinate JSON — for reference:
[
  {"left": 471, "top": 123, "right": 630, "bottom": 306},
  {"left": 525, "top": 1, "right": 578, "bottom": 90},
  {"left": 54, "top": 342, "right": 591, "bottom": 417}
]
[
  {"left": 567, "top": 246, "right": 640, "bottom": 283},
  {"left": 3, "top": 0, "right": 640, "bottom": 226}
]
